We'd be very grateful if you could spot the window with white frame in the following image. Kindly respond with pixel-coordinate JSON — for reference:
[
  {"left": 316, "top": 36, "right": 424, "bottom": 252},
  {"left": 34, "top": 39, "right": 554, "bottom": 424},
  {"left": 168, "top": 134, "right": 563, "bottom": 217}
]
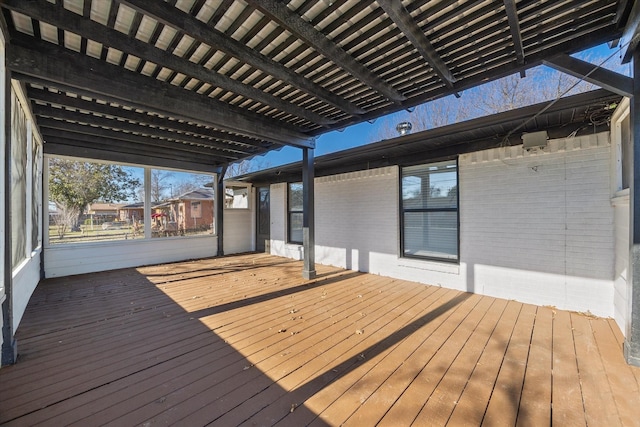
[
  {"left": 288, "top": 182, "right": 303, "bottom": 244},
  {"left": 401, "top": 159, "right": 459, "bottom": 261}
]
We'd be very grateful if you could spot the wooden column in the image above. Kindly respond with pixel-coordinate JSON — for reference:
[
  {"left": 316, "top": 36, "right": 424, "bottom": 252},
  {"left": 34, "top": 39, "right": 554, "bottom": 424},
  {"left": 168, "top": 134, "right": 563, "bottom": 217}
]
[
  {"left": 627, "top": 49, "right": 640, "bottom": 367},
  {"left": 216, "top": 168, "right": 225, "bottom": 257},
  {"left": 2, "top": 68, "right": 16, "bottom": 366},
  {"left": 302, "top": 147, "right": 316, "bottom": 280}
]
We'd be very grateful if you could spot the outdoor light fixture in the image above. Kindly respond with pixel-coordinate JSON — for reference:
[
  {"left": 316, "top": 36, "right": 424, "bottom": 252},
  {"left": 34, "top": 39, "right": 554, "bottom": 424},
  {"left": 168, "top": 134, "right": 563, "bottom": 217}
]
[
  {"left": 522, "top": 130, "right": 548, "bottom": 150},
  {"left": 396, "top": 121, "right": 412, "bottom": 136}
]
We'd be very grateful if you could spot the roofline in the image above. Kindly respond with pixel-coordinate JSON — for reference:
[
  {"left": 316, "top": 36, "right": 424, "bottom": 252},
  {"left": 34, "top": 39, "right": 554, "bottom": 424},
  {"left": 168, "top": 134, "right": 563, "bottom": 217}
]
[{"left": 232, "top": 89, "right": 621, "bottom": 185}]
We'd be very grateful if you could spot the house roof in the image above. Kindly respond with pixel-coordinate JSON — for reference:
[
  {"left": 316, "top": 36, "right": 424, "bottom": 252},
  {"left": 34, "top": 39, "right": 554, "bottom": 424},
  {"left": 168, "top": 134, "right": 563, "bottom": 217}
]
[
  {"left": 172, "top": 188, "right": 215, "bottom": 201},
  {"left": 87, "top": 202, "right": 124, "bottom": 212},
  {"left": 232, "top": 88, "right": 622, "bottom": 184},
  {"left": 1, "top": 0, "right": 631, "bottom": 173}
]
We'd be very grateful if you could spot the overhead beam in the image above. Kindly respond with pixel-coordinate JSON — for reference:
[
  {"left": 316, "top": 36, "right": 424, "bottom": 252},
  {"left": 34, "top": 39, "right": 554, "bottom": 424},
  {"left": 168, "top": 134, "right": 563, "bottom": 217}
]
[
  {"left": 36, "top": 118, "right": 241, "bottom": 161},
  {"left": 377, "top": 0, "right": 456, "bottom": 89},
  {"left": 40, "top": 127, "right": 238, "bottom": 164},
  {"left": 27, "top": 87, "right": 265, "bottom": 149},
  {"left": 44, "top": 140, "right": 223, "bottom": 174},
  {"left": 32, "top": 104, "right": 254, "bottom": 157},
  {"left": 503, "top": 0, "right": 525, "bottom": 65},
  {"left": 116, "top": 0, "right": 365, "bottom": 116},
  {"left": 543, "top": 54, "right": 634, "bottom": 98},
  {"left": 0, "top": 0, "right": 335, "bottom": 127},
  {"left": 42, "top": 134, "right": 225, "bottom": 167},
  {"left": 246, "top": 0, "right": 406, "bottom": 103},
  {"left": 621, "top": 0, "right": 640, "bottom": 63},
  {"left": 7, "top": 37, "right": 314, "bottom": 149}
]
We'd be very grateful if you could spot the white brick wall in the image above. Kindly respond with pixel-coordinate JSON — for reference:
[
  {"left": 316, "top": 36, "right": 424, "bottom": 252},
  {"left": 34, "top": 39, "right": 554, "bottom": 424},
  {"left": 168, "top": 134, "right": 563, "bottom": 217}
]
[
  {"left": 315, "top": 167, "right": 398, "bottom": 273},
  {"left": 268, "top": 132, "right": 616, "bottom": 317},
  {"left": 460, "top": 133, "right": 614, "bottom": 315}
]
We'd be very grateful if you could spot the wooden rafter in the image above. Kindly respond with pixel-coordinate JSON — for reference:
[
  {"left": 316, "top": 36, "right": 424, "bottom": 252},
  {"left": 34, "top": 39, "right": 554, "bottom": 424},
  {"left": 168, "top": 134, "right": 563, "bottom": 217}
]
[
  {"left": 6, "top": 36, "right": 314, "bottom": 149},
  {"left": 503, "top": 0, "right": 525, "bottom": 65},
  {"left": 543, "top": 54, "right": 633, "bottom": 98},
  {"left": 246, "top": 0, "right": 406, "bottom": 104},
  {"left": 32, "top": 104, "right": 253, "bottom": 157},
  {"left": 0, "top": 0, "right": 335, "bottom": 127},
  {"left": 115, "top": 0, "right": 365, "bottom": 116},
  {"left": 376, "top": 0, "right": 456, "bottom": 89},
  {"left": 27, "top": 87, "right": 265, "bottom": 149}
]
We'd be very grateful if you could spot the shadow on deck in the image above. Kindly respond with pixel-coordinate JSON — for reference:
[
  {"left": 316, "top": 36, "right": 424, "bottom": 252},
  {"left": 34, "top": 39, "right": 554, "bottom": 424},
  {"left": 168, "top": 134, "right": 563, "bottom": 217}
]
[{"left": 1, "top": 253, "right": 639, "bottom": 426}]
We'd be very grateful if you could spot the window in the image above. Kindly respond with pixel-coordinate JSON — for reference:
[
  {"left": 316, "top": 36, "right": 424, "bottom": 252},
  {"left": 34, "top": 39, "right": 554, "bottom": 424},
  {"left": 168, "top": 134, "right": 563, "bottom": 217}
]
[
  {"left": 288, "top": 182, "right": 303, "bottom": 244},
  {"left": 11, "top": 90, "right": 28, "bottom": 267},
  {"left": 401, "top": 159, "right": 459, "bottom": 261},
  {"left": 46, "top": 159, "right": 215, "bottom": 244},
  {"left": 150, "top": 169, "right": 214, "bottom": 238}
]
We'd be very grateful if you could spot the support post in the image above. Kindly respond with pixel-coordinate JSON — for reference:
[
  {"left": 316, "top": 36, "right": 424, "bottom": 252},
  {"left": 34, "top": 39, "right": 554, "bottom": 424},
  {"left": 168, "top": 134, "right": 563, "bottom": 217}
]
[
  {"left": 302, "top": 148, "right": 316, "bottom": 279},
  {"left": 2, "top": 67, "right": 16, "bottom": 366},
  {"left": 627, "top": 49, "right": 640, "bottom": 367},
  {"left": 216, "top": 168, "right": 225, "bottom": 257}
]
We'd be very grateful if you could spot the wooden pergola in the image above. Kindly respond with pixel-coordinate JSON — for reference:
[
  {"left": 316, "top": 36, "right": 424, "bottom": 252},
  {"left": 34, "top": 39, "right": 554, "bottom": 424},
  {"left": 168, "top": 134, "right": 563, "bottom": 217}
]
[{"left": 2, "top": 0, "right": 640, "bottom": 368}]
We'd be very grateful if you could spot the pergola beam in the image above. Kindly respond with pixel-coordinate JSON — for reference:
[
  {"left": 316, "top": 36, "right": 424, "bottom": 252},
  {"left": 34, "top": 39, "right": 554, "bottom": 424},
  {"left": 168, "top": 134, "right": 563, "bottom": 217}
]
[
  {"left": 621, "top": 0, "right": 640, "bottom": 63},
  {"left": 39, "top": 127, "right": 231, "bottom": 165},
  {"left": 0, "top": 0, "right": 335, "bottom": 127},
  {"left": 7, "top": 37, "right": 315, "bottom": 149},
  {"left": 44, "top": 140, "right": 223, "bottom": 174},
  {"left": 543, "top": 54, "right": 634, "bottom": 98},
  {"left": 377, "top": 0, "right": 456, "bottom": 89},
  {"left": 503, "top": 0, "right": 525, "bottom": 65},
  {"left": 116, "top": 0, "right": 365, "bottom": 116},
  {"left": 246, "top": 0, "right": 406, "bottom": 104},
  {"left": 32, "top": 104, "right": 253, "bottom": 157},
  {"left": 36, "top": 118, "right": 240, "bottom": 162},
  {"left": 27, "top": 87, "right": 265, "bottom": 149}
]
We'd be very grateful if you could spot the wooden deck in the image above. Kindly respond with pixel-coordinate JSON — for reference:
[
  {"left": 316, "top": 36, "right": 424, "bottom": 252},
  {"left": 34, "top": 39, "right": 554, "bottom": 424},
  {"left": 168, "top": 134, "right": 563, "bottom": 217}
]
[{"left": 1, "top": 253, "right": 639, "bottom": 426}]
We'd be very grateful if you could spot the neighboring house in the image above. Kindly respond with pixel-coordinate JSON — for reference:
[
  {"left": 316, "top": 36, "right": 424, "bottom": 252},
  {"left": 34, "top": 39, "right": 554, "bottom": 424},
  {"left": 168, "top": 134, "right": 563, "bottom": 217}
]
[
  {"left": 118, "top": 203, "right": 144, "bottom": 223},
  {"left": 85, "top": 202, "right": 124, "bottom": 224},
  {"left": 167, "top": 188, "right": 215, "bottom": 233}
]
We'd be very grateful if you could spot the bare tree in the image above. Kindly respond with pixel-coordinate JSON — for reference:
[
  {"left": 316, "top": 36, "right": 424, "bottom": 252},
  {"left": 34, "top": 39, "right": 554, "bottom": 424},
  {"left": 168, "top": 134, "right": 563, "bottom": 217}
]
[
  {"left": 370, "top": 52, "right": 625, "bottom": 142},
  {"left": 225, "top": 159, "right": 271, "bottom": 179}
]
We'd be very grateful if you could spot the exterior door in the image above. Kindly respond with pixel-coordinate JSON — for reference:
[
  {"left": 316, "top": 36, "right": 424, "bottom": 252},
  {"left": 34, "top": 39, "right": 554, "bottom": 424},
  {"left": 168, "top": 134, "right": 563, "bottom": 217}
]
[{"left": 256, "top": 186, "right": 270, "bottom": 252}]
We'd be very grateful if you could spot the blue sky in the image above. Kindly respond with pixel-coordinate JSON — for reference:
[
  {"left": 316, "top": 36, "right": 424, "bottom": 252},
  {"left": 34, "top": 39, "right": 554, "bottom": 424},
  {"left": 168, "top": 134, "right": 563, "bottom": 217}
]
[{"left": 250, "top": 42, "right": 631, "bottom": 172}]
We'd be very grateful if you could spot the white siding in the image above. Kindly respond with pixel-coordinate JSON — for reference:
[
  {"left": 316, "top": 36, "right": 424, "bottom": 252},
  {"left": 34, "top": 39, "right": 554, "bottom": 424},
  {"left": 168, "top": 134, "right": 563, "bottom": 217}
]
[
  {"left": 269, "top": 132, "right": 615, "bottom": 317},
  {"left": 223, "top": 202, "right": 254, "bottom": 254},
  {"left": 613, "top": 192, "right": 630, "bottom": 333},
  {"left": 12, "top": 253, "right": 41, "bottom": 332},
  {"left": 611, "top": 98, "right": 632, "bottom": 335},
  {"left": 44, "top": 236, "right": 217, "bottom": 278}
]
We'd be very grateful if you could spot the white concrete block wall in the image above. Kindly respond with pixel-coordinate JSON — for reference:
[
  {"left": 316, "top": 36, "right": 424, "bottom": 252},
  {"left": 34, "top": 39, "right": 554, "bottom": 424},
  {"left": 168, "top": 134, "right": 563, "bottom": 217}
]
[{"left": 269, "top": 131, "right": 616, "bottom": 317}]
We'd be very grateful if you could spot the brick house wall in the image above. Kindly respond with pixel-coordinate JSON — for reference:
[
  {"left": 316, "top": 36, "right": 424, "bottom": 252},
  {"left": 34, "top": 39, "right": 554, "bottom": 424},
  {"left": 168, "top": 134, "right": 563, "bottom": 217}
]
[{"left": 269, "top": 131, "right": 616, "bottom": 318}]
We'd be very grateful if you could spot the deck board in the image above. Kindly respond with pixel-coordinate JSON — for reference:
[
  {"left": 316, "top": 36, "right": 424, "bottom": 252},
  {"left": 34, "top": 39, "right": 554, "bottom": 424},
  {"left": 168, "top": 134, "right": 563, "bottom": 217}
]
[{"left": 1, "top": 253, "right": 639, "bottom": 426}]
